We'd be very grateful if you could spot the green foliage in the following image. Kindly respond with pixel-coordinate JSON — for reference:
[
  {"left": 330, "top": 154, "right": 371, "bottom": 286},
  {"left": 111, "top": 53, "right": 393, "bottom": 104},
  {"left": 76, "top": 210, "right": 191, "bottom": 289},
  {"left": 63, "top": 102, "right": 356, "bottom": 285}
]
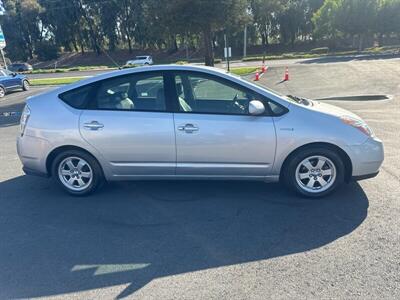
[{"left": 1, "top": 0, "right": 399, "bottom": 64}]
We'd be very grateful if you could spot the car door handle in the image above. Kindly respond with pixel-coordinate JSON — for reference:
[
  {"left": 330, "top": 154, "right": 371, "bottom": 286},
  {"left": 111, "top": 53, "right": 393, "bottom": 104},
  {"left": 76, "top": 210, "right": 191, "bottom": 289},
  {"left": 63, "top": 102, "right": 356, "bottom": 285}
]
[
  {"left": 178, "top": 124, "right": 199, "bottom": 133},
  {"left": 83, "top": 121, "right": 104, "bottom": 130}
]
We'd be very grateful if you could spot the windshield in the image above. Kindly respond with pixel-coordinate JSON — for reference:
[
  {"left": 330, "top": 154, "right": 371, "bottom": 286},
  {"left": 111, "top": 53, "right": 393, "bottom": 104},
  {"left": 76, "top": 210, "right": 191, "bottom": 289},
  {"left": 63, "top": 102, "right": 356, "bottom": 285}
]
[
  {"left": 240, "top": 75, "right": 313, "bottom": 106},
  {"left": 240, "top": 75, "right": 286, "bottom": 97}
]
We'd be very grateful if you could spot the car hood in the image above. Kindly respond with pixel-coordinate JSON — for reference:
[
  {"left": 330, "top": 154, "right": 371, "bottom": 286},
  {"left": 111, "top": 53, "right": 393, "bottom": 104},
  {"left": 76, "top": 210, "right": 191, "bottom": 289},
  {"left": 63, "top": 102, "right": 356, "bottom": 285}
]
[{"left": 309, "top": 100, "right": 362, "bottom": 120}]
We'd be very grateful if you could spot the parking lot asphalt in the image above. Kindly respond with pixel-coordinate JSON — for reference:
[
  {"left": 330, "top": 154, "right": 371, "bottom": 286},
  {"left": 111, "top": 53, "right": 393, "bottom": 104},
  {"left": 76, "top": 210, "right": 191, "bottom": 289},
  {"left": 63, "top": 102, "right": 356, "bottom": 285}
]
[{"left": 0, "top": 58, "right": 399, "bottom": 299}]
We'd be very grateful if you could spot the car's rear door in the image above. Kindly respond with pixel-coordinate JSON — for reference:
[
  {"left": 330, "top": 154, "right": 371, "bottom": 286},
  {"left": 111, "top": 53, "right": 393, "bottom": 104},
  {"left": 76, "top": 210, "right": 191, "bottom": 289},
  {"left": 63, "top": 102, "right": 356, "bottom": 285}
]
[
  {"left": 171, "top": 71, "right": 276, "bottom": 177},
  {"left": 79, "top": 72, "right": 176, "bottom": 178}
]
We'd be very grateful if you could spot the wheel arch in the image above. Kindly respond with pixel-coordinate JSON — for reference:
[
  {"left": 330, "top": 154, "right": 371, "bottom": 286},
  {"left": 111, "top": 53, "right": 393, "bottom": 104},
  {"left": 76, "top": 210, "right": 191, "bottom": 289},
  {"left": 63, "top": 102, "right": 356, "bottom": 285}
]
[
  {"left": 279, "top": 142, "right": 353, "bottom": 183},
  {"left": 46, "top": 145, "right": 104, "bottom": 177}
]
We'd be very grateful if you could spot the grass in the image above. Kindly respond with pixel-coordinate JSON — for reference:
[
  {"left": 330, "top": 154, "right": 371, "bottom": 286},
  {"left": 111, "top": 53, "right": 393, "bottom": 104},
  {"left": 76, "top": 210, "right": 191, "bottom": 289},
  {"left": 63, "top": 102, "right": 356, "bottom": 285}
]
[
  {"left": 28, "top": 65, "right": 115, "bottom": 74},
  {"left": 230, "top": 67, "right": 259, "bottom": 76},
  {"left": 30, "top": 77, "right": 86, "bottom": 86}
]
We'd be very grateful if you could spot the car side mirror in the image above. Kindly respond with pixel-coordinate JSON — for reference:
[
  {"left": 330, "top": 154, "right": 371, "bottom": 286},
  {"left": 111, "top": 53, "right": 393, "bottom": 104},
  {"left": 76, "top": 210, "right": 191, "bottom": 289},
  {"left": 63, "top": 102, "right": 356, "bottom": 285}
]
[
  {"left": 11, "top": 72, "right": 17, "bottom": 77},
  {"left": 249, "top": 100, "right": 265, "bottom": 116}
]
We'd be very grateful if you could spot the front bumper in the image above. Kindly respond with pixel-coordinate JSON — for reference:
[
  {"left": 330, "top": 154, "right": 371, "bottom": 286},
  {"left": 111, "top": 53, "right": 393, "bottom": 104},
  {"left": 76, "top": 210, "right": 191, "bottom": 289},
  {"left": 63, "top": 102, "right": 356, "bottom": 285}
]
[
  {"left": 345, "top": 137, "right": 384, "bottom": 178},
  {"left": 352, "top": 171, "right": 379, "bottom": 181}
]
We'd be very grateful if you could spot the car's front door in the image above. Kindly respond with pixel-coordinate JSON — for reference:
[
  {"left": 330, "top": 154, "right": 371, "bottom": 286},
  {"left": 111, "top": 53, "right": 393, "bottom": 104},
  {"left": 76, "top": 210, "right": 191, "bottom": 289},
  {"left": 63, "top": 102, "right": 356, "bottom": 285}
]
[
  {"left": 79, "top": 72, "right": 176, "bottom": 177},
  {"left": 0, "top": 70, "right": 18, "bottom": 90},
  {"left": 172, "top": 71, "right": 276, "bottom": 177}
]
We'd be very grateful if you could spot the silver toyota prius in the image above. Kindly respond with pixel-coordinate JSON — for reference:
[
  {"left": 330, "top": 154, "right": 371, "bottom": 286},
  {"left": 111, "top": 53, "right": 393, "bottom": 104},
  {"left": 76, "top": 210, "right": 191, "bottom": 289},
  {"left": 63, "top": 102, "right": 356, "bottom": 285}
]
[{"left": 17, "top": 65, "right": 384, "bottom": 197}]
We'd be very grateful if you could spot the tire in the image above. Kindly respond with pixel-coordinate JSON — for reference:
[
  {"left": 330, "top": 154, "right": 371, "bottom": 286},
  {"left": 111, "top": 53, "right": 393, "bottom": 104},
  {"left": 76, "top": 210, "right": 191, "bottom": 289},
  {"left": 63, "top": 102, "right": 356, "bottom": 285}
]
[
  {"left": 51, "top": 150, "right": 104, "bottom": 196},
  {"left": 22, "top": 80, "right": 30, "bottom": 91},
  {"left": 283, "top": 147, "right": 345, "bottom": 198},
  {"left": 0, "top": 86, "right": 5, "bottom": 98}
]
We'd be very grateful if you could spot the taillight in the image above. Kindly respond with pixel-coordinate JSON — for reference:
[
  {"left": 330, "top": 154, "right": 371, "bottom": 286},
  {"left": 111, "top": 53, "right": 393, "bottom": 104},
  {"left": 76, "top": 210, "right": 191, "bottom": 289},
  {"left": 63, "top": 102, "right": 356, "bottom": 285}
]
[{"left": 20, "top": 105, "right": 31, "bottom": 136}]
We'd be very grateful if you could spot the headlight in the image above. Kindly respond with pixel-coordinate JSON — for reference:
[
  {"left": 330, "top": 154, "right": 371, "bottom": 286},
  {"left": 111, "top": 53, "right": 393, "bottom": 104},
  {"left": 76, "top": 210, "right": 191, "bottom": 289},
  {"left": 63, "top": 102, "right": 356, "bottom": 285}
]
[
  {"left": 20, "top": 105, "right": 31, "bottom": 136},
  {"left": 340, "top": 115, "right": 374, "bottom": 137}
]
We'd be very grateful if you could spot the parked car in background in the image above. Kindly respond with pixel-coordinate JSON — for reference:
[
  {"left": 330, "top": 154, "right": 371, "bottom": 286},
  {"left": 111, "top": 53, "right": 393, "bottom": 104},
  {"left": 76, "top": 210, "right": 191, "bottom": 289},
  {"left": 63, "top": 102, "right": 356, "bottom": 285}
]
[
  {"left": 17, "top": 65, "right": 383, "bottom": 197},
  {"left": 8, "top": 63, "right": 33, "bottom": 73},
  {"left": 0, "top": 69, "right": 30, "bottom": 98},
  {"left": 126, "top": 55, "right": 153, "bottom": 66}
]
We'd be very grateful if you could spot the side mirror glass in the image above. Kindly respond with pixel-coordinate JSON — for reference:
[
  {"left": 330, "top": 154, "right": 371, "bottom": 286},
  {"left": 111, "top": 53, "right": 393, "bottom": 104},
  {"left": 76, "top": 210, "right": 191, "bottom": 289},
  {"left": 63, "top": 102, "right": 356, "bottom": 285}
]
[{"left": 249, "top": 100, "right": 265, "bottom": 115}]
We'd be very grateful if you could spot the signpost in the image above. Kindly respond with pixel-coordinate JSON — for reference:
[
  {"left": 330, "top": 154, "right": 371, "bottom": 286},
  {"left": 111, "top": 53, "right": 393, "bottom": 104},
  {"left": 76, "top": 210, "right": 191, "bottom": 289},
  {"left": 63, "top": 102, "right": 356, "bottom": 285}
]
[
  {"left": 0, "top": 1, "right": 7, "bottom": 69},
  {"left": 224, "top": 34, "right": 232, "bottom": 72},
  {"left": 0, "top": 26, "right": 7, "bottom": 69}
]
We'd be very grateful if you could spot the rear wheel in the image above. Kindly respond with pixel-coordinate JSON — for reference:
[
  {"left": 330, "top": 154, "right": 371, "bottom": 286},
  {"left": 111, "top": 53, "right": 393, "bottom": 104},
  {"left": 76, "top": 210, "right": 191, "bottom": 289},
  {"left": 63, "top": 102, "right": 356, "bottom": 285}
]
[
  {"left": 0, "top": 86, "right": 5, "bottom": 98},
  {"left": 52, "top": 150, "right": 104, "bottom": 196},
  {"left": 283, "top": 147, "right": 345, "bottom": 198},
  {"left": 22, "top": 80, "right": 30, "bottom": 91}
]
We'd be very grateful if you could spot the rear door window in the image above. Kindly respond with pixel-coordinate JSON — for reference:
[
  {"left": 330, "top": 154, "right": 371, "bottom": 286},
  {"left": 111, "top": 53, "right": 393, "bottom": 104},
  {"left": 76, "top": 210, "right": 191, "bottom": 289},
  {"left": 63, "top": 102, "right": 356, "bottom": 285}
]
[{"left": 91, "top": 73, "right": 166, "bottom": 111}]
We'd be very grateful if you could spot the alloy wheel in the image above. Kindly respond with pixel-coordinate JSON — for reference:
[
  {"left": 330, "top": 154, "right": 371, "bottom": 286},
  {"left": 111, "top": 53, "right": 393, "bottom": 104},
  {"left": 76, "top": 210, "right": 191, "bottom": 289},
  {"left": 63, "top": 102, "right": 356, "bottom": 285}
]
[
  {"left": 295, "top": 155, "right": 337, "bottom": 193},
  {"left": 58, "top": 156, "right": 93, "bottom": 192}
]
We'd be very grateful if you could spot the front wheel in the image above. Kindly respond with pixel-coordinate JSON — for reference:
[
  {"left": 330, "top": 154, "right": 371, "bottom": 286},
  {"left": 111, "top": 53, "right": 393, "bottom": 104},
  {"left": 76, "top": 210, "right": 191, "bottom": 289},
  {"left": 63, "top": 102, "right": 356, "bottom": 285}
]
[
  {"left": 52, "top": 150, "right": 104, "bottom": 196},
  {"left": 283, "top": 147, "right": 345, "bottom": 198}
]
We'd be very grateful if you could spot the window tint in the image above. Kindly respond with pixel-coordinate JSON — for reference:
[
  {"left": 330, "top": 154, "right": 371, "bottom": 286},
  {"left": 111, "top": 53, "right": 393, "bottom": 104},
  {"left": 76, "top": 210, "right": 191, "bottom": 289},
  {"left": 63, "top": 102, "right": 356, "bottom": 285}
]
[
  {"left": 93, "top": 73, "right": 166, "bottom": 111},
  {"left": 59, "top": 85, "right": 92, "bottom": 109},
  {"left": 174, "top": 73, "right": 261, "bottom": 115}
]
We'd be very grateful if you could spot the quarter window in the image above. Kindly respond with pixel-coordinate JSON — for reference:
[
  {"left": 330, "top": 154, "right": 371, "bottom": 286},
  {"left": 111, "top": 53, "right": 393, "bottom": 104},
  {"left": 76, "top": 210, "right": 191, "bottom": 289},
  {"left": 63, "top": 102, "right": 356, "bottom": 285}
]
[{"left": 59, "top": 85, "right": 92, "bottom": 109}]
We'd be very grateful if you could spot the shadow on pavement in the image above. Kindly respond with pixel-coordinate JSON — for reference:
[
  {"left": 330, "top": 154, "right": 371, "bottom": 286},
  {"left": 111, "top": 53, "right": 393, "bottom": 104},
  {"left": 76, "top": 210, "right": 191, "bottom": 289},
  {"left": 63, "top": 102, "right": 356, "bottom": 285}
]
[
  {"left": 299, "top": 53, "right": 400, "bottom": 64},
  {"left": 0, "top": 176, "right": 369, "bottom": 299}
]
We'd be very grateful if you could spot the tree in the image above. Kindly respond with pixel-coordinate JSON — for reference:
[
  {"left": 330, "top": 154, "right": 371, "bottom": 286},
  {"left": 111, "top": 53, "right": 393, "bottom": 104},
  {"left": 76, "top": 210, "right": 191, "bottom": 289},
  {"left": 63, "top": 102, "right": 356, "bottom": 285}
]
[
  {"left": 250, "top": 0, "right": 283, "bottom": 59},
  {"left": 334, "top": 0, "right": 378, "bottom": 50},
  {"left": 312, "top": 0, "right": 341, "bottom": 40},
  {"left": 313, "top": 0, "right": 380, "bottom": 50},
  {"left": 376, "top": 0, "right": 400, "bottom": 40},
  {"left": 169, "top": 0, "right": 249, "bottom": 66}
]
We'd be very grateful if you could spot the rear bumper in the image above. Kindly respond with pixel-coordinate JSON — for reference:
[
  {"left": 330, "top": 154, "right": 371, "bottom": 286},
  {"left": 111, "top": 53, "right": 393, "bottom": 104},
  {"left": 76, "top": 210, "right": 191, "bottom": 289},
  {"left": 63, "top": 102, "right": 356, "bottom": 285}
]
[
  {"left": 17, "top": 135, "right": 51, "bottom": 177},
  {"left": 22, "top": 166, "right": 49, "bottom": 178}
]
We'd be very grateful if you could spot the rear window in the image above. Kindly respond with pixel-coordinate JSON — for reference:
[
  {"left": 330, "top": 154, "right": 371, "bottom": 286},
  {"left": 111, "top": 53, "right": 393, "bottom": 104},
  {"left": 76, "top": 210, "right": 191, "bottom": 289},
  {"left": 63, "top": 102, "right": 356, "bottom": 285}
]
[{"left": 59, "top": 85, "right": 92, "bottom": 109}]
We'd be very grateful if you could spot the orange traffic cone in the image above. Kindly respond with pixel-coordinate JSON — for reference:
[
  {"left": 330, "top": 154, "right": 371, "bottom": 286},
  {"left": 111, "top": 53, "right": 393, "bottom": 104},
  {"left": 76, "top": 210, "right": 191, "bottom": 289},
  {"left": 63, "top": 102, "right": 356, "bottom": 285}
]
[
  {"left": 261, "top": 65, "right": 267, "bottom": 73},
  {"left": 255, "top": 71, "right": 260, "bottom": 81},
  {"left": 283, "top": 67, "right": 289, "bottom": 81}
]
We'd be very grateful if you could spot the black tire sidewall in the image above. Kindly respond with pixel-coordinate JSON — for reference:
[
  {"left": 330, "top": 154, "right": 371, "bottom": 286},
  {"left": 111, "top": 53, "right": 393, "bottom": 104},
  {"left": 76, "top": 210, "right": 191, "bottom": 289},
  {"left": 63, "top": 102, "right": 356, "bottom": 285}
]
[
  {"left": 22, "top": 80, "right": 29, "bottom": 91},
  {"left": 51, "top": 150, "right": 103, "bottom": 196},
  {"left": 0, "top": 87, "right": 5, "bottom": 98},
  {"left": 284, "top": 147, "right": 345, "bottom": 198}
]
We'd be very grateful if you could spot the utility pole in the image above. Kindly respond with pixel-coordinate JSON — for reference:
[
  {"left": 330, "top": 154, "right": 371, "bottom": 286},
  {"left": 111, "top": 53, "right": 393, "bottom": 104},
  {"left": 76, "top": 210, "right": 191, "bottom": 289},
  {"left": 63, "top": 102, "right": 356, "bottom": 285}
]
[{"left": 243, "top": 25, "right": 247, "bottom": 58}]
